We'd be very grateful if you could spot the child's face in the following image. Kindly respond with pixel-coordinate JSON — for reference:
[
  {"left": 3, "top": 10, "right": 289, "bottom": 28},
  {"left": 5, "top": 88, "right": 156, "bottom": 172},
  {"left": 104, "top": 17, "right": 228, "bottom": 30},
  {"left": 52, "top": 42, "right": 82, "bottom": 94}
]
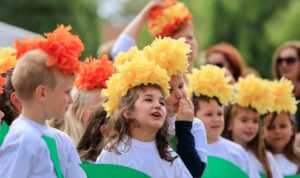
[
  {"left": 166, "top": 75, "right": 185, "bottom": 115},
  {"left": 263, "top": 112, "right": 294, "bottom": 153},
  {"left": 196, "top": 99, "right": 224, "bottom": 143},
  {"left": 44, "top": 73, "right": 74, "bottom": 120},
  {"left": 229, "top": 106, "right": 259, "bottom": 147},
  {"left": 130, "top": 87, "right": 166, "bottom": 132}
]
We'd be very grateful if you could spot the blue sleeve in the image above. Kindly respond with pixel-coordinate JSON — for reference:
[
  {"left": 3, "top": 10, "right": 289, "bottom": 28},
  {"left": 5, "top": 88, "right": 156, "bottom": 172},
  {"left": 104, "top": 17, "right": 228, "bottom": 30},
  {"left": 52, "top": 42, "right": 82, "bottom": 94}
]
[
  {"left": 175, "top": 121, "right": 205, "bottom": 178},
  {"left": 111, "top": 34, "right": 136, "bottom": 59}
]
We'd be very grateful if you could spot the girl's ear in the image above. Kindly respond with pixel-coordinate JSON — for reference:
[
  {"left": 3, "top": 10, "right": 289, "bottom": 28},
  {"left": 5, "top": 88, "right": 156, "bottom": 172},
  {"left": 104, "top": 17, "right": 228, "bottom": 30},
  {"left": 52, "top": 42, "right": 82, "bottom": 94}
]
[{"left": 122, "top": 109, "right": 131, "bottom": 119}]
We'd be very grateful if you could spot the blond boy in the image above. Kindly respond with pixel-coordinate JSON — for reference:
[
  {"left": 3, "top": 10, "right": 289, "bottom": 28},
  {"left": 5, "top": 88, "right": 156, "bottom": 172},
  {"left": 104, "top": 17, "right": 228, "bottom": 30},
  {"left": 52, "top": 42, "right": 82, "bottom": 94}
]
[{"left": 0, "top": 50, "right": 86, "bottom": 177}]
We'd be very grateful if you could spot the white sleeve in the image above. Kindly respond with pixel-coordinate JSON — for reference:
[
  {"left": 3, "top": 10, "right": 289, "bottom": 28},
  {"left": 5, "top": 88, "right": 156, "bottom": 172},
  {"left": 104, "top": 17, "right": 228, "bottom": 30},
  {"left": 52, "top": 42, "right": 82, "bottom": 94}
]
[
  {"left": 267, "top": 152, "right": 284, "bottom": 178},
  {"left": 192, "top": 119, "right": 208, "bottom": 163},
  {"left": 240, "top": 150, "right": 260, "bottom": 178},
  {"left": 64, "top": 136, "right": 87, "bottom": 178},
  {"left": 111, "top": 34, "right": 136, "bottom": 59},
  {"left": 173, "top": 157, "right": 193, "bottom": 178},
  {"left": 0, "top": 136, "right": 33, "bottom": 178},
  {"left": 96, "top": 149, "right": 115, "bottom": 164}
]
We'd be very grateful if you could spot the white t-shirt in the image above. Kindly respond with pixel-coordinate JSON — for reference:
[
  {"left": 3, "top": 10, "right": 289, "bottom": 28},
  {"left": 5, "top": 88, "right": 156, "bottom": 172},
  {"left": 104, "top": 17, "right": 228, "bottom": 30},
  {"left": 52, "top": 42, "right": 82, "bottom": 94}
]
[
  {"left": 0, "top": 116, "right": 86, "bottom": 178},
  {"left": 96, "top": 137, "right": 192, "bottom": 178},
  {"left": 168, "top": 115, "right": 208, "bottom": 163},
  {"left": 207, "top": 137, "right": 260, "bottom": 178},
  {"left": 247, "top": 150, "right": 283, "bottom": 178},
  {"left": 273, "top": 153, "right": 299, "bottom": 176}
]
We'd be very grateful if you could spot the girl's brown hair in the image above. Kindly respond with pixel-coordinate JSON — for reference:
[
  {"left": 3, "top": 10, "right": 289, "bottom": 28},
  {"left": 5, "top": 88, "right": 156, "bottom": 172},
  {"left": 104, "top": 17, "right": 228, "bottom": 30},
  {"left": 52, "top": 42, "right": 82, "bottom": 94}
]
[
  {"left": 262, "top": 112, "right": 300, "bottom": 174},
  {"left": 77, "top": 103, "right": 109, "bottom": 162},
  {"left": 223, "top": 105, "right": 272, "bottom": 178},
  {"left": 104, "top": 84, "right": 177, "bottom": 163}
]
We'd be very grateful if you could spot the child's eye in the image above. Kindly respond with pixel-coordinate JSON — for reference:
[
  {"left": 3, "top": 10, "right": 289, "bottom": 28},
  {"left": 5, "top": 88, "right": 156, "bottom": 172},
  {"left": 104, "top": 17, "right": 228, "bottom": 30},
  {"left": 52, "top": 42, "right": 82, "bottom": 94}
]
[
  {"left": 280, "top": 124, "right": 287, "bottom": 129},
  {"left": 145, "top": 98, "right": 152, "bottom": 102},
  {"left": 160, "top": 101, "right": 165, "bottom": 106},
  {"left": 178, "top": 84, "right": 184, "bottom": 90},
  {"left": 217, "top": 112, "right": 223, "bottom": 116},
  {"left": 205, "top": 113, "right": 213, "bottom": 116}
]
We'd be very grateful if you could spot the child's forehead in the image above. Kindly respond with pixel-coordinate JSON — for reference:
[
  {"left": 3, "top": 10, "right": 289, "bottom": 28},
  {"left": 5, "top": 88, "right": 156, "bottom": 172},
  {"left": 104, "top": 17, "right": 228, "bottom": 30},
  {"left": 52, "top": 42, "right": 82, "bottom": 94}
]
[{"left": 138, "top": 87, "right": 164, "bottom": 98}]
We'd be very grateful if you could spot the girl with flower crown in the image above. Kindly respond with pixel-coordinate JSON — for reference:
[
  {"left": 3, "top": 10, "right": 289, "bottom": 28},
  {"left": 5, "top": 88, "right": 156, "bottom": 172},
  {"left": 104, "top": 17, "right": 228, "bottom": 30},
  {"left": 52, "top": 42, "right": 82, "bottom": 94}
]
[
  {"left": 111, "top": 0, "right": 197, "bottom": 73},
  {"left": 262, "top": 78, "right": 300, "bottom": 176},
  {"left": 113, "top": 37, "right": 207, "bottom": 177},
  {"left": 188, "top": 65, "right": 260, "bottom": 178},
  {"left": 96, "top": 55, "right": 192, "bottom": 178},
  {"left": 64, "top": 55, "right": 115, "bottom": 145},
  {"left": 222, "top": 75, "right": 283, "bottom": 178}
]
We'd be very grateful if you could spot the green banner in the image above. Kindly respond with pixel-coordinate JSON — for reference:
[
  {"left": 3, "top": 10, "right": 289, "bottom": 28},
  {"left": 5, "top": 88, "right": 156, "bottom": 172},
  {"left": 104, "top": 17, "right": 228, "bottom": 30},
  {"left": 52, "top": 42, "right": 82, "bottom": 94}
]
[
  {"left": 0, "top": 121, "right": 9, "bottom": 146},
  {"left": 42, "top": 135, "right": 64, "bottom": 178},
  {"left": 80, "top": 163, "right": 151, "bottom": 178},
  {"left": 201, "top": 156, "right": 249, "bottom": 178},
  {"left": 285, "top": 175, "right": 300, "bottom": 178}
]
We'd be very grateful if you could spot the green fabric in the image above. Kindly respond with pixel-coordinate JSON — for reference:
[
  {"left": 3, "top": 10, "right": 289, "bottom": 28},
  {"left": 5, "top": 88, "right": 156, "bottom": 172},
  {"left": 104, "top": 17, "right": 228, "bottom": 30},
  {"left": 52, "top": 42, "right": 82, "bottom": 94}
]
[
  {"left": 0, "top": 121, "right": 9, "bottom": 146},
  {"left": 259, "top": 172, "right": 267, "bottom": 178},
  {"left": 42, "top": 135, "right": 64, "bottom": 178},
  {"left": 201, "top": 156, "right": 249, "bottom": 178},
  {"left": 170, "top": 135, "right": 178, "bottom": 151},
  {"left": 80, "top": 163, "right": 151, "bottom": 178},
  {"left": 285, "top": 175, "right": 300, "bottom": 178}
]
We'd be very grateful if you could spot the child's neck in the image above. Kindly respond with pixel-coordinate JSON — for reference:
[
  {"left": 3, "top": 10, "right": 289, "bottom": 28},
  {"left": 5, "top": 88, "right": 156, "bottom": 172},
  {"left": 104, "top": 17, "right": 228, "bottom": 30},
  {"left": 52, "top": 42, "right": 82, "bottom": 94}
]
[
  {"left": 131, "top": 127, "right": 157, "bottom": 142},
  {"left": 207, "top": 136, "right": 219, "bottom": 144},
  {"left": 21, "top": 106, "right": 47, "bottom": 125}
]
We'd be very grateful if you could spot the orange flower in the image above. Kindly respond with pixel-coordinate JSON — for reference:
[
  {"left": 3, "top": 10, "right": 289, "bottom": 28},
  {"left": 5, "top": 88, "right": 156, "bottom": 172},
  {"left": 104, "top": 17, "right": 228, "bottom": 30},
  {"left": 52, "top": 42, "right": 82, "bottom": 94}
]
[{"left": 75, "top": 55, "right": 115, "bottom": 91}]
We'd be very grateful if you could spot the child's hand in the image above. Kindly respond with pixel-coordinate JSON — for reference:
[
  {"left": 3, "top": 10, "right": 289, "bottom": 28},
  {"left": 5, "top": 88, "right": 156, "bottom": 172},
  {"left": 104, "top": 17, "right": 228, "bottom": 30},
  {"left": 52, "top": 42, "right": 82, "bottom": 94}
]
[
  {"left": 176, "top": 98, "right": 194, "bottom": 122},
  {"left": 140, "top": 0, "right": 164, "bottom": 21}
]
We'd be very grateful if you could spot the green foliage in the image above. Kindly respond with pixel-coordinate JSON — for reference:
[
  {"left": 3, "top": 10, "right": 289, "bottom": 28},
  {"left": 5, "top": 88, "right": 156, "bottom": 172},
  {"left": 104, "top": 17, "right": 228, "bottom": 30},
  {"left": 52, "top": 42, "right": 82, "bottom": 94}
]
[
  {"left": 0, "top": 0, "right": 100, "bottom": 59},
  {"left": 187, "top": 0, "right": 299, "bottom": 78}
]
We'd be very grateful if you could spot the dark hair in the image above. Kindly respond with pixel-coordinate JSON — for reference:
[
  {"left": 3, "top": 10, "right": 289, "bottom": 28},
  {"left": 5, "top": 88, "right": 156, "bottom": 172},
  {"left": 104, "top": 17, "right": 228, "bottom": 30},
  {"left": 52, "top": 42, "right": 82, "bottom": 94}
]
[
  {"left": 192, "top": 94, "right": 222, "bottom": 114},
  {"left": 0, "top": 68, "right": 18, "bottom": 125},
  {"left": 223, "top": 105, "right": 272, "bottom": 178},
  {"left": 77, "top": 103, "right": 109, "bottom": 162},
  {"left": 104, "top": 84, "right": 177, "bottom": 163},
  {"left": 262, "top": 112, "right": 300, "bottom": 173}
]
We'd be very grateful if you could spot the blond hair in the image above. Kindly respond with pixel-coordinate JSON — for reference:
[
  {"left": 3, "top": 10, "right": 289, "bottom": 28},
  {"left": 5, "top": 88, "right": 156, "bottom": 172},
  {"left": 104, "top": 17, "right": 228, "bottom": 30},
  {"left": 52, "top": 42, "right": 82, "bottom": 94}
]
[
  {"left": 12, "top": 50, "right": 58, "bottom": 102},
  {"left": 65, "top": 88, "right": 102, "bottom": 145}
]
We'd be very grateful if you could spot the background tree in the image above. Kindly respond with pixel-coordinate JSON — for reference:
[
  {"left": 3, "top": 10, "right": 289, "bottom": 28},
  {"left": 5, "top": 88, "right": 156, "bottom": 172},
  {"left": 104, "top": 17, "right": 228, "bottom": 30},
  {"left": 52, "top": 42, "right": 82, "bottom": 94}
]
[{"left": 0, "top": 0, "right": 100, "bottom": 58}]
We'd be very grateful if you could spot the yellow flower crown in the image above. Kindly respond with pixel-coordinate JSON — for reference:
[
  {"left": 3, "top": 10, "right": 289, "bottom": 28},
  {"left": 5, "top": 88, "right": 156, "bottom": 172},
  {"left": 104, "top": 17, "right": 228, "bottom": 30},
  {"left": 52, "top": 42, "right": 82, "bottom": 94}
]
[
  {"left": 142, "top": 37, "right": 190, "bottom": 76},
  {"left": 234, "top": 75, "right": 273, "bottom": 114},
  {"left": 114, "top": 37, "right": 190, "bottom": 77},
  {"left": 0, "top": 47, "right": 17, "bottom": 72},
  {"left": 271, "top": 78, "right": 298, "bottom": 114},
  {"left": 149, "top": 0, "right": 192, "bottom": 37},
  {"left": 187, "top": 65, "right": 233, "bottom": 105},
  {"left": 0, "top": 47, "right": 18, "bottom": 94},
  {"left": 113, "top": 46, "right": 140, "bottom": 69},
  {"left": 102, "top": 58, "right": 170, "bottom": 115}
]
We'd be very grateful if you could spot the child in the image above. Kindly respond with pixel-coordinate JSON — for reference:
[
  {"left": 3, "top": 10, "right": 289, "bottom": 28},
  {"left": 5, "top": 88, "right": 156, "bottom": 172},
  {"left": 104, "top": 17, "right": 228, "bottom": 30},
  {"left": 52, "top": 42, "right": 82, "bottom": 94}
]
[
  {"left": 0, "top": 47, "right": 20, "bottom": 125},
  {"left": 223, "top": 75, "right": 283, "bottom": 178},
  {"left": 96, "top": 55, "right": 192, "bottom": 177},
  {"left": 111, "top": 0, "right": 198, "bottom": 73},
  {"left": 188, "top": 65, "right": 260, "bottom": 178},
  {"left": 114, "top": 37, "right": 207, "bottom": 177},
  {"left": 77, "top": 103, "right": 109, "bottom": 163},
  {"left": 65, "top": 55, "right": 114, "bottom": 145},
  {"left": 0, "top": 25, "right": 86, "bottom": 178},
  {"left": 263, "top": 78, "right": 300, "bottom": 176}
]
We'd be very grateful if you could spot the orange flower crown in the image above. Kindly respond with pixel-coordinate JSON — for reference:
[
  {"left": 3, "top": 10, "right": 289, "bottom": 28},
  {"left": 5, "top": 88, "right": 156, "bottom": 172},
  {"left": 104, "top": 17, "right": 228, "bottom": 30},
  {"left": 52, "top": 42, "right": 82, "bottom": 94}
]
[
  {"left": 149, "top": 0, "right": 192, "bottom": 37},
  {"left": 75, "top": 55, "right": 115, "bottom": 91},
  {"left": 14, "top": 25, "right": 84, "bottom": 74},
  {"left": 0, "top": 47, "right": 18, "bottom": 94}
]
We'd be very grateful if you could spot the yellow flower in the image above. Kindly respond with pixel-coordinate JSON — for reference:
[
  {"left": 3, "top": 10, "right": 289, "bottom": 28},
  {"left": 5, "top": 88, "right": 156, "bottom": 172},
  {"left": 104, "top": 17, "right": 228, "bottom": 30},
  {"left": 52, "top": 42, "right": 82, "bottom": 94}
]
[
  {"left": 271, "top": 78, "right": 298, "bottom": 114},
  {"left": 102, "top": 58, "right": 170, "bottom": 115},
  {"left": 187, "top": 65, "right": 233, "bottom": 105},
  {"left": 142, "top": 37, "right": 190, "bottom": 77},
  {"left": 234, "top": 75, "right": 274, "bottom": 114},
  {"left": 0, "top": 47, "right": 17, "bottom": 73},
  {"left": 113, "top": 46, "right": 140, "bottom": 69}
]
